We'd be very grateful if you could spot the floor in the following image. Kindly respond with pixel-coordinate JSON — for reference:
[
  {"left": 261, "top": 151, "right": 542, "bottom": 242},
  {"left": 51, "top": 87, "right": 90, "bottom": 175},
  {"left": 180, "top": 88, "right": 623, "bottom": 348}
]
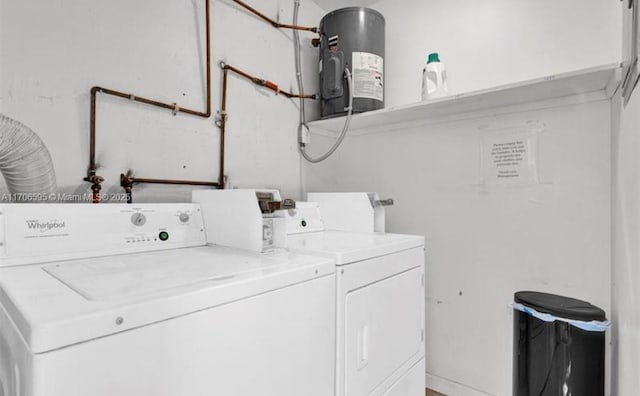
[{"left": 426, "top": 389, "right": 446, "bottom": 396}]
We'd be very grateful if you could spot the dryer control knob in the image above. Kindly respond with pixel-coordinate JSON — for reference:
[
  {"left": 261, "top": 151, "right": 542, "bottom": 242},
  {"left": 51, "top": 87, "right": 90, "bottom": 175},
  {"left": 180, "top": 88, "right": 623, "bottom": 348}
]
[{"left": 179, "top": 212, "right": 190, "bottom": 223}]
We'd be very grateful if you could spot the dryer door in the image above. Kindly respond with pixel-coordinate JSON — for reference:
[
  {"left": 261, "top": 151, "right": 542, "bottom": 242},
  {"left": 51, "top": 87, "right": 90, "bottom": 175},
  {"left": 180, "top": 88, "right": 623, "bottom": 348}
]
[{"left": 344, "top": 266, "right": 424, "bottom": 396}]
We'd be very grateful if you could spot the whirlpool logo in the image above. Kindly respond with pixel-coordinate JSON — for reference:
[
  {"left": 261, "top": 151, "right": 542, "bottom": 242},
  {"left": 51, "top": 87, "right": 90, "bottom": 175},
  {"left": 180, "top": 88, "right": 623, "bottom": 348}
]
[{"left": 26, "top": 219, "right": 66, "bottom": 233}]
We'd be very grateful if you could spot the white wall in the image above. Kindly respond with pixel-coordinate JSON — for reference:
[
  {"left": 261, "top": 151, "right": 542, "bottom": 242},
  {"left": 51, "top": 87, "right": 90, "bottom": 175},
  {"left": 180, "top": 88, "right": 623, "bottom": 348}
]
[
  {"left": 0, "top": 0, "right": 325, "bottom": 201},
  {"left": 611, "top": 4, "right": 640, "bottom": 394},
  {"left": 611, "top": 91, "right": 640, "bottom": 396},
  {"left": 305, "top": 98, "right": 612, "bottom": 396},
  {"left": 371, "top": 0, "right": 621, "bottom": 107}
]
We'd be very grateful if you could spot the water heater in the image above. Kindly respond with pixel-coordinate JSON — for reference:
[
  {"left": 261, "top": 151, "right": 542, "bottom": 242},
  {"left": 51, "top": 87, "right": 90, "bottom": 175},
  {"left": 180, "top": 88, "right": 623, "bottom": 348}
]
[{"left": 319, "top": 7, "right": 385, "bottom": 119}]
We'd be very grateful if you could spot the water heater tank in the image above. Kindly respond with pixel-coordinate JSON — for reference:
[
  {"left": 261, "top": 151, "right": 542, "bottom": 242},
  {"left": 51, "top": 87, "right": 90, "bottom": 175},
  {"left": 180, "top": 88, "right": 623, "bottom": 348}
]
[{"left": 319, "top": 7, "right": 385, "bottom": 119}]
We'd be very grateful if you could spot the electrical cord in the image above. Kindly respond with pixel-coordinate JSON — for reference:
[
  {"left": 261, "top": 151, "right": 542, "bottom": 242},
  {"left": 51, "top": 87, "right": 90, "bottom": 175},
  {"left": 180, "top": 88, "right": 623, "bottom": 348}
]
[
  {"left": 293, "top": 0, "right": 353, "bottom": 163},
  {"left": 292, "top": 1, "right": 307, "bottom": 142}
]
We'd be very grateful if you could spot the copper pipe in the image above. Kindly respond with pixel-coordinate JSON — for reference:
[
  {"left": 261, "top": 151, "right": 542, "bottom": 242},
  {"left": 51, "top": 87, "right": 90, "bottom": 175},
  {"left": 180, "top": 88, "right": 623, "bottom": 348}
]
[
  {"left": 219, "top": 67, "right": 229, "bottom": 184},
  {"left": 92, "top": 87, "right": 211, "bottom": 117},
  {"left": 120, "top": 173, "right": 134, "bottom": 203},
  {"left": 119, "top": 172, "right": 222, "bottom": 201},
  {"left": 223, "top": 64, "right": 317, "bottom": 99},
  {"left": 116, "top": 43, "right": 230, "bottom": 198},
  {"left": 118, "top": 63, "right": 317, "bottom": 196},
  {"left": 89, "top": 87, "right": 98, "bottom": 172},
  {"left": 230, "top": 0, "right": 318, "bottom": 33},
  {"left": 85, "top": 0, "right": 213, "bottom": 198},
  {"left": 129, "top": 177, "right": 222, "bottom": 187},
  {"left": 124, "top": 186, "right": 132, "bottom": 204},
  {"left": 86, "top": 87, "right": 104, "bottom": 197},
  {"left": 204, "top": 0, "right": 212, "bottom": 117}
]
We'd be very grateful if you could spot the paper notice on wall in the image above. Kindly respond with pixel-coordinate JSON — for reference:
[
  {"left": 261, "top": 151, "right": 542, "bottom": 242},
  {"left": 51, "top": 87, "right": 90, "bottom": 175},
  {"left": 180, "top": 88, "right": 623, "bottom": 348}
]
[
  {"left": 352, "top": 52, "right": 384, "bottom": 101},
  {"left": 481, "top": 129, "right": 539, "bottom": 186}
]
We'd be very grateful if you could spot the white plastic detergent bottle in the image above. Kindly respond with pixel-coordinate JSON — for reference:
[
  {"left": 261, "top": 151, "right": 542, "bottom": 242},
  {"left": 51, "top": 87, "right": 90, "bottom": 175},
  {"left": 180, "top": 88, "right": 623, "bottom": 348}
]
[{"left": 421, "top": 52, "right": 448, "bottom": 100}]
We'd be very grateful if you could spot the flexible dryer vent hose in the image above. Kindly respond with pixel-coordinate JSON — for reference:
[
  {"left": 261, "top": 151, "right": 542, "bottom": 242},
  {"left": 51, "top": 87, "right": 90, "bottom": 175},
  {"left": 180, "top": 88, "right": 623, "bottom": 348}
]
[{"left": 0, "top": 114, "right": 56, "bottom": 201}]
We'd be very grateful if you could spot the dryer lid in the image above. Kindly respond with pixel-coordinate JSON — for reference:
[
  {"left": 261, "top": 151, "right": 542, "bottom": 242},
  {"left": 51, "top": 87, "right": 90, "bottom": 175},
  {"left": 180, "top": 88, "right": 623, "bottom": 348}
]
[{"left": 286, "top": 231, "right": 424, "bottom": 265}]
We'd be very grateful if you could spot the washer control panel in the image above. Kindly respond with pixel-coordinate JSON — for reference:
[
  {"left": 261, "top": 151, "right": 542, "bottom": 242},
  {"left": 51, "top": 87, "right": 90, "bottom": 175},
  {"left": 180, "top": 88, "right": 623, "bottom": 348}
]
[
  {"left": 120, "top": 207, "right": 199, "bottom": 245},
  {"left": 0, "top": 203, "right": 206, "bottom": 267}
]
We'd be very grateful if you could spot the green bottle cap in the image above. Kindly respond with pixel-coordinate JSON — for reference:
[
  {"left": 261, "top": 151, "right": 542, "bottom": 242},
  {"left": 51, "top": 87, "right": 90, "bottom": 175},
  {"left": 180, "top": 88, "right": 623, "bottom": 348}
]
[{"left": 427, "top": 53, "right": 440, "bottom": 64}]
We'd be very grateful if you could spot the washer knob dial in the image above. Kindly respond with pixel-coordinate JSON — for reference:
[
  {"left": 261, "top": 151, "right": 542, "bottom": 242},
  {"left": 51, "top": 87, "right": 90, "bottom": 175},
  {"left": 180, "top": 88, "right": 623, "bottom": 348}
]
[
  {"left": 179, "top": 212, "right": 190, "bottom": 223},
  {"left": 131, "top": 213, "right": 146, "bottom": 226}
]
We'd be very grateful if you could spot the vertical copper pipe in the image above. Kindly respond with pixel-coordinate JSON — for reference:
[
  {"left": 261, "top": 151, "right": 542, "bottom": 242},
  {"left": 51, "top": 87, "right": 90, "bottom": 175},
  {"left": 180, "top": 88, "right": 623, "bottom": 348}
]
[
  {"left": 219, "top": 67, "right": 229, "bottom": 185},
  {"left": 87, "top": 87, "right": 104, "bottom": 203},
  {"left": 89, "top": 87, "right": 98, "bottom": 172},
  {"left": 204, "top": 0, "right": 212, "bottom": 117}
]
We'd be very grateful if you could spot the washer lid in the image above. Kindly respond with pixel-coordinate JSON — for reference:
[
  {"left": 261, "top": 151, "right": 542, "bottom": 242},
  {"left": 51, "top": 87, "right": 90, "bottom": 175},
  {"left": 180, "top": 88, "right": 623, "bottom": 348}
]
[
  {"left": 514, "top": 291, "right": 607, "bottom": 321},
  {"left": 286, "top": 231, "right": 424, "bottom": 265},
  {"left": 0, "top": 246, "right": 334, "bottom": 353}
]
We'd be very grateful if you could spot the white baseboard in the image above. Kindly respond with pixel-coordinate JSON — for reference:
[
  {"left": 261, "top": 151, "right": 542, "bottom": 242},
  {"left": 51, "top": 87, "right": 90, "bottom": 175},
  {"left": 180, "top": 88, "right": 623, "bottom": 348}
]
[{"left": 425, "top": 373, "right": 495, "bottom": 396}]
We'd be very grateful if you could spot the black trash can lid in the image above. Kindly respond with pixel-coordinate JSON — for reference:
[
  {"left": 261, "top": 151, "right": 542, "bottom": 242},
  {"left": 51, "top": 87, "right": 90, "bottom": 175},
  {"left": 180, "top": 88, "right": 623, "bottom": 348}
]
[{"left": 514, "top": 291, "right": 606, "bottom": 322}]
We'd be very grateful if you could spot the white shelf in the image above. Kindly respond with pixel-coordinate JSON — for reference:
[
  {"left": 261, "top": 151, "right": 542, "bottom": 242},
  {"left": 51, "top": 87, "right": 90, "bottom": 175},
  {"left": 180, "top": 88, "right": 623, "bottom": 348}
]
[{"left": 308, "top": 63, "right": 622, "bottom": 136}]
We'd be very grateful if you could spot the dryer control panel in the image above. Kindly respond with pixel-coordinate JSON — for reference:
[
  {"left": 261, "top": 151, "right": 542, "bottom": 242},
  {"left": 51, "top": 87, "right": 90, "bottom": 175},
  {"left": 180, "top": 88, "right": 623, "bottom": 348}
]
[
  {"left": 276, "top": 202, "right": 325, "bottom": 235},
  {"left": 0, "top": 204, "right": 206, "bottom": 267}
]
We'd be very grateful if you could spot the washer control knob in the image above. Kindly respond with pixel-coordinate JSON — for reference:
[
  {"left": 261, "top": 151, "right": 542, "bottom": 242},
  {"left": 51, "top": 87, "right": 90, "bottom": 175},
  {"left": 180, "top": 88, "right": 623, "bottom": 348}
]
[
  {"left": 179, "top": 212, "right": 190, "bottom": 223},
  {"left": 131, "top": 213, "right": 146, "bottom": 226}
]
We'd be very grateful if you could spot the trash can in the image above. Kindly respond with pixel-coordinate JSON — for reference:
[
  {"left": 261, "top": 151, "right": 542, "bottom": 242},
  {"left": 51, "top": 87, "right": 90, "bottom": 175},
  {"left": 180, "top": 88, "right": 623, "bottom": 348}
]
[{"left": 512, "top": 291, "right": 609, "bottom": 396}]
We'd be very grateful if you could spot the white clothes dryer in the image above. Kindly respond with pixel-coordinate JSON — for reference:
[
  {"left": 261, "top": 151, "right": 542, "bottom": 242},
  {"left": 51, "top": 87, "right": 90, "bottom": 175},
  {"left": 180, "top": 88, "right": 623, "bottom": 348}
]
[{"left": 283, "top": 202, "right": 426, "bottom": 396}]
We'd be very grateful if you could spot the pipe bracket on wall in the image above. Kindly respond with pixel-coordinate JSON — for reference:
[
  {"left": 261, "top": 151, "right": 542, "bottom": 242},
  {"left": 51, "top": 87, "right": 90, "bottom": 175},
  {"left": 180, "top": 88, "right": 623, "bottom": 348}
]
[{"left": 215, "top": 111, "right": 227, "bottom": 128}]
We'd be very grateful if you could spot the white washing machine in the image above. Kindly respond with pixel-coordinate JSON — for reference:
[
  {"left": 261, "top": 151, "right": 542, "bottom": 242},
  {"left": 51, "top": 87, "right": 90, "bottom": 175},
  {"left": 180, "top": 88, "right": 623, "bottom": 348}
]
[
  {"left": 0, "top": 203, "right": 336, "bottom": 396},
  {"left": 283, "top": 203, "right": 426, "bottom": 396}
]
